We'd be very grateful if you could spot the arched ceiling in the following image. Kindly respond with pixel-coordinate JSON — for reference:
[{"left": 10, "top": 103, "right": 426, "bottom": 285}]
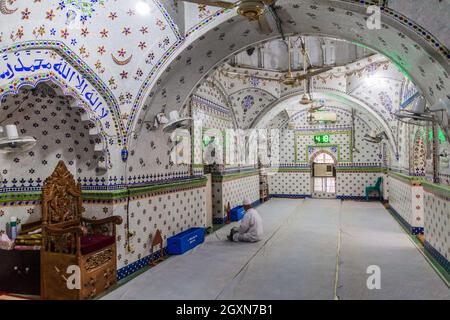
[
  {"left": 229, "top": 36, "right": 373, "bottom": 71},
  {"left": 0, "top": 0, "right": 448, "bottom": 150},
  {"left": 254, "top": 91, "right": 397, "bottom": 155},
  {"left": 193, "top": 52, "right": 405, "bottom": 150},
  {"left": 388, "top": 0, "right": 450, "bottom": 47},
  {"left": 135, "top": 0, "right": 450, "bottom": 147},
  {"left": 0, "top": 0, "right": 184, "bottom": 116}
]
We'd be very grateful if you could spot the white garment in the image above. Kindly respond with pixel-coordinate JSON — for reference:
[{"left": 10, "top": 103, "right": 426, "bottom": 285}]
[{"left": 232, "top": 208, "right": 263, "bottom": 242}]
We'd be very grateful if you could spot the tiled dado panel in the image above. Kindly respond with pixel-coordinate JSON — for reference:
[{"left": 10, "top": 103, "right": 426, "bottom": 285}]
[
  {"left": 423, "top": 186, "right": 450, "bottom": 270},
  {"left": 212, "top": 173, "right": 260, "bottom": 221},
  {"left": 0, "top": 200, "right": 113, "bottom": 238},
  {"left": 222, "top": 174, "right": 260, "bottom": 212},
  {"left": 383, "top": 174, "right": 390, "bottom": 200},
  {"left": 0, "top": 179, "right": 207, "bottom": 273},
  {"left": 268, "top": 170, "right": 385, "bottom": 198},
  {"left": 122, "top": 186, "right": 206, "bottom": 270},
  {"left": 336, "top": 172, "right": 384, "bottom": 198},
  {"left": 268, "top": 171, "right": 311, "bottom": 197},
  {"left": 388, "top": 175, "right": 424, "bottom": 234}
]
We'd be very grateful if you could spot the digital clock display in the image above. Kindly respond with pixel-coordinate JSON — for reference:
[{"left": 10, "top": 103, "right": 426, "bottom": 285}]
[{"left": 314, "top": 134, "right": 330, "bottom": 144}]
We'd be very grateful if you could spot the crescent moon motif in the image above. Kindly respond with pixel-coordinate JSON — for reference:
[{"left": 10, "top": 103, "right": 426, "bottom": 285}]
[
  {"left": 111, "top": 53, "right": 132, "bottom": 66},
  {"left": 0, "top": 0, "right": 18, "bottom": 15}
]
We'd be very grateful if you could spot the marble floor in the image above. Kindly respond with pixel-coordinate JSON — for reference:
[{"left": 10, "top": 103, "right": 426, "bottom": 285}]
[{"left": 102, "top": 198, "right": 450, "bottom": 300}]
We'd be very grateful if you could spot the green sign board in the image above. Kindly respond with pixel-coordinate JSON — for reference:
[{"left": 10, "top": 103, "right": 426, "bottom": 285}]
[{"left": 314, "top": 134, "right": 331, "bottom": 144}]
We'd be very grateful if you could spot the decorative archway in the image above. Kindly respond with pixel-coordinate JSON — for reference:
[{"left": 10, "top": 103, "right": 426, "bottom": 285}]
[
  {"left": 0, "top": 81, "right": 109, "bottom": 193},
  {"left": 0, "top": 41, "right": 124, "bottom": 146},
  {"left": 310, "top": 149, "right": 338, "bottom": 164},
  {"left": 310, "top": 150, "right": 337, "bottom": 196},
  {"left": 252, "top": 90, "right": 397, "bottom": 158},
  {"left": 0, "top": 77, "right": 111, "bottom": 170},
  {"left": 130, "top": 0, "right": 450, "bottom": 145}
]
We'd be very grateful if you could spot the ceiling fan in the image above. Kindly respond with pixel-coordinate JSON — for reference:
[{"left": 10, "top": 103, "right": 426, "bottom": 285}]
[
  {"left": 281, "top": 37, "right": 332, "bottom": 89},
  {"left": 394, "top": 96, "right": 434, "bottom": 126},
  {"left": 298, "top": 38, "right": 332, "bottom": 107},
  {"left": 363, "top": 130, "right": 387, "bottom": 144},
  {"left": 281, "top": 37, "right": 296, "bottom": 86},
  {"left": 162, "top": 110, "right": 193, "bottom": 134},
  {"left": 181, "top": 0, "right": 285, "bottom": 38},
  {"left": 307, "top": 102, "right": 325, "bottom": 113}
]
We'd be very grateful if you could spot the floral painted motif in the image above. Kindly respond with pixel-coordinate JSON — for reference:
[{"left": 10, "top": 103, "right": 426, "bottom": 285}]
[
  {"left": 57, "top": 0, "right": 107, "bottom": 24},
  {"left": 241, "top": 95, "right": 254, "bottom": 110},
  {"left": 378, "top": 91, "right": 393, "bottom": 114},
  {"left": 249, "top": 76, "right": 260, "bottom": 87}
]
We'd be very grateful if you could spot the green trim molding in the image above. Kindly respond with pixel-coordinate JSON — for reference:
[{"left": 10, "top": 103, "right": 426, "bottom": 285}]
[
  {"left": 422, "top": 181, "right": 450, "bottom": 200},
  {"left": 270, "top": 168, "right": 311, "bottom": 173},
  {"left": 388, "top": 171, "right": 450, "bottom": 199},
  {"left": 336, "top": 167, "right": 386, "bottom": 173},
  {"left": 268, "top": 166, "right": 386, "bottom": 174},
  {"left": 0, "top": 191, "right": 42, "bottom": 204},
  {"left": 212, "top": 170, "right": 259, "bottom": 183},
  {"left": 388, "top": 171, "right": 425, "bottom": 185},
  {"left": 0, "top": 177, "right": 207, "bottom": 206}
]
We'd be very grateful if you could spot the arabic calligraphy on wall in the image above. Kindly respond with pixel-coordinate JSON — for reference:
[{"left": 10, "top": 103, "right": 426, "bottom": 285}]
[{"left": 0, "top": 49, "right": 116, "bottom": 138}]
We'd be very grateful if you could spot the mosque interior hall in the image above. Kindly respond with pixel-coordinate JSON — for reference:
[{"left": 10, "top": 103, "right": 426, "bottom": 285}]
[{"left": 0, "top": 0, "right": 449, "bottom": 301}]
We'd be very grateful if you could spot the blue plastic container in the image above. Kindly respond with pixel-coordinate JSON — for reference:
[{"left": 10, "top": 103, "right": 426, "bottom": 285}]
[
  {"left": 167, "top": 227, "right": 205, "bottom": 255},
  {"left": 230, "top": 206, "right": 245, "bottom": 221}
]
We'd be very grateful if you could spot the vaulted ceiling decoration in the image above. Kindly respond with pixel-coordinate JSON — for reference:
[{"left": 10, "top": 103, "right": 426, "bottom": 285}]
[
  {"left": 0, "top": 0, "right": 448, "bottom": 153},
  {"left": 191, "top": 42, "right": 416, "bottom": 158},
  {"left": 136, "top": 0, "right": 449, "bottom": 151}
]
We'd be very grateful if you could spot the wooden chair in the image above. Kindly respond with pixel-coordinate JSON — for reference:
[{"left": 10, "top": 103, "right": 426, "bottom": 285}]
[{"left": 40, "top": 161, "right": 122, "bottom": 300}]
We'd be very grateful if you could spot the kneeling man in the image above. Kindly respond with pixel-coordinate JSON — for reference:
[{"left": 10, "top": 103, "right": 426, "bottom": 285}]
[{"left": 227, "top": 199, "right": 263, "bottom": 242}]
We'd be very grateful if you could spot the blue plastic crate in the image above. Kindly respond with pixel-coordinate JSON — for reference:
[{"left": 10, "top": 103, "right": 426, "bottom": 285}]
[
  {"left": 167, "top": 227, "right": 205, "bottom": 255},
  {"left": 230, "top": 206, "right": 245, "bottom": 222}
]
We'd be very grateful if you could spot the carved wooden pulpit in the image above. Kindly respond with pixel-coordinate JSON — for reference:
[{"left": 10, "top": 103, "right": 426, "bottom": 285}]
[{"left": 40, "top": 161, "right": 122, "bottom": 300}]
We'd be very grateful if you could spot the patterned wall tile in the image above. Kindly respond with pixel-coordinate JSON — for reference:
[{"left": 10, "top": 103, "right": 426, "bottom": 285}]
[
  {"left": 424, "top": 191, "right": 449, "bottom": 262},
  {"left": 120, "top": 186, "right": 206, "bottom": 269},
  {"left": 213, "top": 173, "right": 260, "bottom": 220},
  {"left": 388, "top": 175, "right": 424, "bottom": 231}
]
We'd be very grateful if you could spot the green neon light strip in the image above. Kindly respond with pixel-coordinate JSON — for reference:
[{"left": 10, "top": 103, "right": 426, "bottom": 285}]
[
  {"left": 429, "top": 129, "right": 447, "bottom": 143},
  {"left": 350, "top": 41, "right": 413, "bottom": 81}
]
